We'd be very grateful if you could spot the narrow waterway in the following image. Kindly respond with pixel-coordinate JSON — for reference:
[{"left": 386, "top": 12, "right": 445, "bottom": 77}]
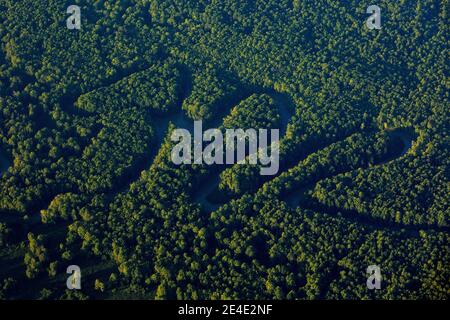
[
  {"left": 195, "top": 125, "right": 416, "bottom": 218},
  {"left": 190, "top": 91, "right": 296, "bottom": 211},
  {"left": 283, "top": 128, "right": 415, "bottom": 208},
  {"left": 56, "top": 69, "right": 416, "bottom": 224}
]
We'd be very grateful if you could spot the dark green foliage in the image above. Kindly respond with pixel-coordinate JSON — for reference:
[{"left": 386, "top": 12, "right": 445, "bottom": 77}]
[{"left": 0, "top": 0, "right": 448, "bottom": 300}]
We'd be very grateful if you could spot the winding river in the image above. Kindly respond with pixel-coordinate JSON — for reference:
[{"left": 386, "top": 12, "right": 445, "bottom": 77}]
[
  {"left": 189, "top": 90, "right": 296, "bottom": 211},
  {"left": 283, "top": 128, "right": 415, "bottom": 206},
  {"left": 143, "top": 89, "right": 296, "bottom": 213},
  {"left": 190, "top": 116, "right": 415, "bottom": 217},
  {"left": 55, "top": 68, "right": 423, "bottom": 232}
]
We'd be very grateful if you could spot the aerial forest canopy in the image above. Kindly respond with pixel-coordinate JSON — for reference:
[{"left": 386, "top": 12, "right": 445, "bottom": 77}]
[{"left": 0, "top": 0, "right": 448, "bottom": 300}]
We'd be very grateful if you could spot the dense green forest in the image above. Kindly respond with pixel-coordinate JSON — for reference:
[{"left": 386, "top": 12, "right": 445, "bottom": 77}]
[{"left": 0, "top": 0, "right": 448, "bottom": 299}]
